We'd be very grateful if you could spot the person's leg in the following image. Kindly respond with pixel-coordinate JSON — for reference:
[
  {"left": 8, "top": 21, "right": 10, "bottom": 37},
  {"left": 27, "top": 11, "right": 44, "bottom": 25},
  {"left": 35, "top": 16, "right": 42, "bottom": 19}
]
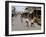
[{"left": 26, "top": 21, "right": 29, "bottom": 27}]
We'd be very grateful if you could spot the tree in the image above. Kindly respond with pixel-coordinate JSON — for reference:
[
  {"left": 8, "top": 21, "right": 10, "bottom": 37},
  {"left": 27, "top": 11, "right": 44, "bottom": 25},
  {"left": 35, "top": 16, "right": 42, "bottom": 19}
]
[
  {"left": 12, "top": 6, "right": 16, "bottom": 14},
  {"left": 25, "top": 7, "right": 35, "bottom": 14},
  {"left": 25, "top": 7, "right": 33, "bottom": 11},
  {"left": 12, "top": 6, "right": 16, "bottom": 17}
]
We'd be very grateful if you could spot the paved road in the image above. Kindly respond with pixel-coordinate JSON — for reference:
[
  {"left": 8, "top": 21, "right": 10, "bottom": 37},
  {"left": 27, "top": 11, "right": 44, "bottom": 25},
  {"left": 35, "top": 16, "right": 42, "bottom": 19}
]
[{"left": 12, "top": 15, "right": 41, "bottom": 31}]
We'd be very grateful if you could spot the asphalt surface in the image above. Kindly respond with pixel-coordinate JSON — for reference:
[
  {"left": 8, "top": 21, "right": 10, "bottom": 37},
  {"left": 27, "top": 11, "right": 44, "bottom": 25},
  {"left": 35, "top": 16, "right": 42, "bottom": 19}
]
[{"left": 12, "top": 15, "right": 41, "bottom": 31}]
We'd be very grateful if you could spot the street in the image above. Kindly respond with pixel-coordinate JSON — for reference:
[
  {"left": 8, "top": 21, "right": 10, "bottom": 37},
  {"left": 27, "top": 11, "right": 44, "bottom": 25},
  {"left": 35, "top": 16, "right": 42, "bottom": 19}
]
[{"left": 12, "top": 15, "right": 41, "bottom": 31}]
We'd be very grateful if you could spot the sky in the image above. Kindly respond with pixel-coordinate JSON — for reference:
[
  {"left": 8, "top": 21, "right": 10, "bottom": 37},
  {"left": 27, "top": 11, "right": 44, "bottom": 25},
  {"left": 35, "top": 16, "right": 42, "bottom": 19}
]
[{"left": 15, "top": 6, "right": 26, "bottom": 12}]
